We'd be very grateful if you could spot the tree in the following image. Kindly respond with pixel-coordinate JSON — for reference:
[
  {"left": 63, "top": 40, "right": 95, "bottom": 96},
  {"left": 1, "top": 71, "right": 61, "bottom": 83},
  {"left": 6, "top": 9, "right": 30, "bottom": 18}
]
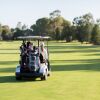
[
  {"left": 91, "top": 19, "right": 100, "bottom": 44},
  {"left": 16, "top": 22, "right": 22, "bottom": 30},
  {"left": 55, "top": 27, "right": 61, "bottom": 41},
  {"left": 22, "top": 24, "right": 28, "bottom": 31},
  {"left": 82, "top": 13, "right": 94, "bottom": 42},
  {"left": 62, "top": 25, "right": 72, "bottom": 42},
  {"left": 49, "top": 10, "right": 64, "bottom": 39},
  {"left": 50, "top": 10, "right": 61, "bottom": 20},
  {"left": 30, "top": 24, "right": 37, "bottom": 35},
  {"left": 0, "top": 23, "right": 2, "bottom": 40},
  {"left": 1, "top": 25, "right": 12, "bottom": 40},
  {"left": 61, "top": 19, "right": 71, "bottom": 42},
  {"left": 31, "top": 17, "right": 50, "bottom": 36},
  {"left": 13, "top": 28, "right": 23, "bottom": 39},
  {"left": 13, "top": 23, "right": 31, "bottom": 39},
  {"left": 70, "top": 25, "right": 77, "bottom": 40},
  {"left": 73, "top": 13, "right": 94, "bottom": 43}
]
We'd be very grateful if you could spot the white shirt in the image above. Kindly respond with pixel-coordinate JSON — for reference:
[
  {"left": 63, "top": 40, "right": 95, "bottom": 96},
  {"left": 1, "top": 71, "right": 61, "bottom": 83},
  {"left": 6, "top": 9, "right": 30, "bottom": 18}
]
[{"left": 39, "top": 47, "right": 48, "bottom": 60}]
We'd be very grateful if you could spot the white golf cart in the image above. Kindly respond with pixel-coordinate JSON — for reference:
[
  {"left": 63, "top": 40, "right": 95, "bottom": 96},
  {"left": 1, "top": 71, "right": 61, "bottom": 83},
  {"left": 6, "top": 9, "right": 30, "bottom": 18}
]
[{"left": 15, "top": 36, "right": 51, "bottom": 81}]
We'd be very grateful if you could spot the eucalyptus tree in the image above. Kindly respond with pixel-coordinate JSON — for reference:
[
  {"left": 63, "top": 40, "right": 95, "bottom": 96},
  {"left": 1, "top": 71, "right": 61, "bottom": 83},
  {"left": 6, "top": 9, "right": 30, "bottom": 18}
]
[
  {"left": 0, "top": 23, "right": 2, "bottom": 40},
  {"left": 73, "top": 13, "right": 94, "bottom": 43},
  {"left": 61, "top": 19, "right": 71, "bottom": 42},
  {"left": 1, "top": 25, "right": 11, "bottom": 40},
  {"left": 49, "top": 10, "right": 63, "bottom": 39},
  {"left": 31, "top": 17, "right": 50, "bottom": 36},
  {"left": 91, "top": 19, "right": 100, "bottom": 44}
]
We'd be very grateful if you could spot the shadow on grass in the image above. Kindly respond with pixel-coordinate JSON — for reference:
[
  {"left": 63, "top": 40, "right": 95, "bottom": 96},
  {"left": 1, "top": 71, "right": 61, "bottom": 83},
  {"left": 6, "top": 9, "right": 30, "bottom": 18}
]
[
  {"left": 1, "top": 59, "right": 100, "bottom": 73},
  {"left": 86, "top": 53, "right": 100, "bottom": 56},
  {"left": 0, "top": 61, "right": 18, "bottom": 65},
  {"left": 49, "top": 45, "right": 100, "bottom": 54},
  {"left": 0, "top": 49, "right": 18, "bottom": 50},
  {"left": 0, "top": 59, "right": 100, "bottom": 83},
  {"left": 50, "top": 49, "right": 100, "bottom": 54},
  {"left": 0, "top": 53, "right": 19, "bottom": 54},
  {"left": 0, "top": 61, "right": 18, "bottom": 73},
  {"left": 51, "top": 59, "right": 100, "bottom": 63},
  {"left": 0, "top": 53, "right": 19, "bottom": 55},
  {"left": 0, "top": 75, "right": 41, "bottom": 83},
  {"left": 0, "top": 67, "right": 15, "bottom": 73},
  {"left": 52, "top": 59, "right": 100, "bottom": 72},
  {"left": 49, "top": 45, "right": 99, "bottom": 50},
  {"left": 0, "top": 76, "right": 17, "bottom": 83},
  {"left": 52, "top": 64, "right": 100, "bottom": 71}
]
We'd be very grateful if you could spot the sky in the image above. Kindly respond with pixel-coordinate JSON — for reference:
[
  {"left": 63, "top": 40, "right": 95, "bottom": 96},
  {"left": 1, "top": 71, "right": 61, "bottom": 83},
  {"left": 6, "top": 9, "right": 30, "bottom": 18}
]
[{"left": 0, "top": 0, "right": 100, "bottom": 28}]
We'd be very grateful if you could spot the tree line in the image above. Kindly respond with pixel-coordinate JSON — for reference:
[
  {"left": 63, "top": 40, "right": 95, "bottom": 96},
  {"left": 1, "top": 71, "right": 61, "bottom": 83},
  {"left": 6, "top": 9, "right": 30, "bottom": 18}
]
[{"left": 0, "top": 10, "right": 100, "bottom": 44}]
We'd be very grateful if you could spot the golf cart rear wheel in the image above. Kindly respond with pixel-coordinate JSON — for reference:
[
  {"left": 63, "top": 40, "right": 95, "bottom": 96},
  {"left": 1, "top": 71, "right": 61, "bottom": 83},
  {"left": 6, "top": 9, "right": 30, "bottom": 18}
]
[
  {"left": 41, "top": 74, "right": 47, "bottom": 81},
  {"left": 47, "top": 73, "right": 51, "bottom": 76}
]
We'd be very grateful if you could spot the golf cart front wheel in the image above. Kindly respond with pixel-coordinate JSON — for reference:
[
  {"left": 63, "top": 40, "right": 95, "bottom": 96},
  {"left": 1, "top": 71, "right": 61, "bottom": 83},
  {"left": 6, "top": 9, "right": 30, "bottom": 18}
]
[{"left": 16, "top": 76, "right": 22, "bottom": 80}]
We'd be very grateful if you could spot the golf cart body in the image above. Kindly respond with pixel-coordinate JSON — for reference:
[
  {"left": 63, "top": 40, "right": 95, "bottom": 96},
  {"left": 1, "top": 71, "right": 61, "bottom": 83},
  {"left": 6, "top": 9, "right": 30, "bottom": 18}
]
[{"left": 15, "top": 36, "right": 51, "bottom": 80}]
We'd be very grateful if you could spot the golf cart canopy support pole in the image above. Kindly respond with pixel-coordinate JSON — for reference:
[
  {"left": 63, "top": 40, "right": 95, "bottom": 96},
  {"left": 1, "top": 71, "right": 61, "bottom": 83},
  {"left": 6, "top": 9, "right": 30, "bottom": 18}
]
[{"left": 38, "top": 39, "right": 39, "bottom": 47}]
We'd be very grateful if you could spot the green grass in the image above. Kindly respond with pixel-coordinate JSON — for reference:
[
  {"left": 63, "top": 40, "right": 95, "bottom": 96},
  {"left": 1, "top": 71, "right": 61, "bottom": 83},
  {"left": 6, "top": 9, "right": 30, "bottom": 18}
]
[{"left": 0, "top": 41, "right": 100, "bottom": 100}]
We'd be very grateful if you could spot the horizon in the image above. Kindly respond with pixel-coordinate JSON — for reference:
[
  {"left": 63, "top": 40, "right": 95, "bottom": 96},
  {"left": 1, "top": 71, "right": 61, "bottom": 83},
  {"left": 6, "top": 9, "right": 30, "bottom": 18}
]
[{"left": 0, "top": 0, "right": 100, "bottom": 28}]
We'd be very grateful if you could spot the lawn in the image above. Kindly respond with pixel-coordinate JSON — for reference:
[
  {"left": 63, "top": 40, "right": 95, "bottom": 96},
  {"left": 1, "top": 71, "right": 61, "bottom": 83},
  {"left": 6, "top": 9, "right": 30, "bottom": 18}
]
[{"left": 0, "top": 41, "right": 100, "bottom": 100}]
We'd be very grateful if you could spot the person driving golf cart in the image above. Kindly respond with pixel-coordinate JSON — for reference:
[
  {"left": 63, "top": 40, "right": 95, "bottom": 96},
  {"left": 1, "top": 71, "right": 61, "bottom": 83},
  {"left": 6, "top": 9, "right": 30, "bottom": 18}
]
[{"left": 39, "top": 42, "right": 48, "bottom": 64}]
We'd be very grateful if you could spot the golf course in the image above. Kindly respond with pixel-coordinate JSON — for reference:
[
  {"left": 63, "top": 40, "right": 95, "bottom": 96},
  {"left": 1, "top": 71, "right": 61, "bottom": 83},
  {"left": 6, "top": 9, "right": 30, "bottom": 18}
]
[{"left": 0, "top": 41, "right": 100, "bottom": 100}]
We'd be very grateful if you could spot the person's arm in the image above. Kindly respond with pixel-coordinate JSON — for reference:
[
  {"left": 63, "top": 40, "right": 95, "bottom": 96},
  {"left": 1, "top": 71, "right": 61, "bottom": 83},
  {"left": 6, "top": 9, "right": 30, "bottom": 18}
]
[{"left": 44, "top": 48, "right": 48, "bottom": 60}]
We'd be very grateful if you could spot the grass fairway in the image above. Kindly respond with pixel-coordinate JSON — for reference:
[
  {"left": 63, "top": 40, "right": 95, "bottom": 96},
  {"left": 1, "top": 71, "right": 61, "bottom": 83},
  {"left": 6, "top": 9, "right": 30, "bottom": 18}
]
[{"left": 0, "top": 41, "right": 100, "bottom": 100}]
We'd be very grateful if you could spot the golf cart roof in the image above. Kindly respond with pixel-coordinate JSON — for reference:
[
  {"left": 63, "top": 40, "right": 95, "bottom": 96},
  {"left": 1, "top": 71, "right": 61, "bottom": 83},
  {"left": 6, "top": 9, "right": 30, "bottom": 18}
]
[{"left": 17, "top": 36, "right": 51, "bottom": 40}]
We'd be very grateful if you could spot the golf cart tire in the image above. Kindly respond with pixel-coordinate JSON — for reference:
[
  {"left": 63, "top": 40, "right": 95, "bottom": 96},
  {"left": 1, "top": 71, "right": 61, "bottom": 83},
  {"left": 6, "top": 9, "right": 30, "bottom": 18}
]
[
  {"left": 41, "top": 74, "right": 47, "bottom": 81},
  {"left": 48, "top": 73, "right": 51, "bottom": 76},
  {"left": 33, "top": 78, "right": 36, "bottom": 81},
  {"left": 16, "top": 76, "right": 22, "bottom": 80}
]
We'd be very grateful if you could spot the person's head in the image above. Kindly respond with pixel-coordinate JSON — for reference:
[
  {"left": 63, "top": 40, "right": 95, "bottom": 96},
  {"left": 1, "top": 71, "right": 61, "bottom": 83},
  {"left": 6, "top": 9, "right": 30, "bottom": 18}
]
[
  {"left": 33, "top": 46, "right": 36, "bottom": 51},
  {"left": 22, "top": 42, "right": 26, "bottom": 48},
  {"left": 40, "top": 42, "right": 45, "bottom": 51},
  {"left": 27, "top": 41, "right": 31, "bottom": 48},
  {"left": 29, "top": 42, "right": 33, "bottom": 46},
  {"left": 40, "top": 42, "right": 45, "bottom": 47}
]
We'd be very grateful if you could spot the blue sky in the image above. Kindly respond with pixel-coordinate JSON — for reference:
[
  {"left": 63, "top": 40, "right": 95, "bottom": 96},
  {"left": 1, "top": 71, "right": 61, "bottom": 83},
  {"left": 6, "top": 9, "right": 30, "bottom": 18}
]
[{"left": 0, "top": 0, "right": 100, "bottom": 28}]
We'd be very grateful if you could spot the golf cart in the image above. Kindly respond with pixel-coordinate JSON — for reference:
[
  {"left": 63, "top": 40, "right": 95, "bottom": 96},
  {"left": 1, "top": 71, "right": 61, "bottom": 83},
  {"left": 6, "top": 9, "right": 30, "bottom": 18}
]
[{"left": 15, "top": 36, "right": 51, "bottom": 81}]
